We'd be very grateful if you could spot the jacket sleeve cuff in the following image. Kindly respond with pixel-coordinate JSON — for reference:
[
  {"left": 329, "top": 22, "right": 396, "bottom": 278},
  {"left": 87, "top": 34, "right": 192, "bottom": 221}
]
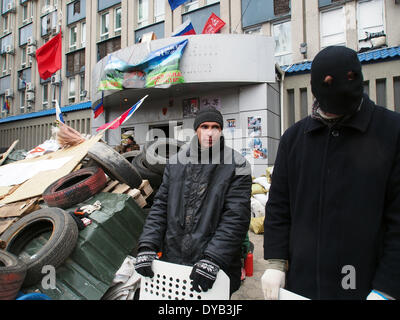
[{"left": 266, "top": 259, "right": 288, "bottom": 272}]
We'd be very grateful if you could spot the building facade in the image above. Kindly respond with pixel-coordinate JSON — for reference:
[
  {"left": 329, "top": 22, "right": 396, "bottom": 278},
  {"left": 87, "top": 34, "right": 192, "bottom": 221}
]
[{"left": 0, "top": 0, "right": 399, "bottom": 151}]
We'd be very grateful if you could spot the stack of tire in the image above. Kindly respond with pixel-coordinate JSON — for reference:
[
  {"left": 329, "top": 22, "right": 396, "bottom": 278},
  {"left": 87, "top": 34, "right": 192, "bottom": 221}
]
[
  {"left": 121, "top": 138, "right": 185, "bottom": 205},
  {"left": 0, "top": 143, "right": 135, "bottom": 299},
  {"left": 0, "top": 208, "right": 79, "bottom": 300}
]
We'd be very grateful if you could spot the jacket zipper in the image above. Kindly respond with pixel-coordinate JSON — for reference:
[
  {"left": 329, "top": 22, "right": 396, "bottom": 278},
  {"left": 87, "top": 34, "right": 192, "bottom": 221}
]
[{"left": 316, "top": 127, "right": 333, "bottom": 299}]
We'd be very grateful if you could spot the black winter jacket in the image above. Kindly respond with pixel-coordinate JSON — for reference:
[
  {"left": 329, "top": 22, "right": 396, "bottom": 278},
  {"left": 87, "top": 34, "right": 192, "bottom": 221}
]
[
  {"left": 264, "top": 95, "right": 400, "bottom": 299},
  {"left": 138, "top": 136, "right": 252, "bottom": 292}
]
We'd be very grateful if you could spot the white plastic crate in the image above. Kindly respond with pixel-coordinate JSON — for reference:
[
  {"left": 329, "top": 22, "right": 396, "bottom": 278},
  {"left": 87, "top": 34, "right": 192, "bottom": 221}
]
[{"left": 139, "top": 260, "right": 230, "bottom": 300}]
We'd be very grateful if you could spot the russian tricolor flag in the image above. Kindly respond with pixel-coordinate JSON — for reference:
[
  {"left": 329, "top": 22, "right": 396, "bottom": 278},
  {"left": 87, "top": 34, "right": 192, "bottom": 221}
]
[
  {"left": 172, "top": 19, "right": 196, "bottom": 37},
  {"left": 96, "top": 95, "right": 149, "bottom": 132},
  {"left": 93, "top": 92, "right": 104, "bottom": 119}
]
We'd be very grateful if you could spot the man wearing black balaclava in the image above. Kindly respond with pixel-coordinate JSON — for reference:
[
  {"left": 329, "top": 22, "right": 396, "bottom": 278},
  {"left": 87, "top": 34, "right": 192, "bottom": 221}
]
[{"left": 261, "top": 46, "right": 400, "bottom": 300}]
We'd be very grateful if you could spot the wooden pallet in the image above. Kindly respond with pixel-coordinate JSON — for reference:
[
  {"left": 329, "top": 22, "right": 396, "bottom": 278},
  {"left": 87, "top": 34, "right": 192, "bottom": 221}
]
[{"left": 101, "top": 179, "right": 153, "bottom": 208}]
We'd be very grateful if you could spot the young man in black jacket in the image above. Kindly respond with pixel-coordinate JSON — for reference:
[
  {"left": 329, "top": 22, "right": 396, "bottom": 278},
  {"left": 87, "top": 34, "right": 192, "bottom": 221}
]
[
  {"left": 135, "top": 107, "right": 252, "bottom": 295},
  {"left": 262, "top": 46, "right": 400, "bottom": 300}
]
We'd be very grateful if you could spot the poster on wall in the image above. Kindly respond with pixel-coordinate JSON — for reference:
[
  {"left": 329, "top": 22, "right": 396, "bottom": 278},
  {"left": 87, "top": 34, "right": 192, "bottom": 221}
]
[
  {"left": 249, "top": 138, "right": 267, "bottom": 160},
  {"left": 183, "top": 97, "right": 200, "bottom": 118},
  {"left": 201, "top": 96, "right": 221, "bottom": 111},
  {"left": 248, "top": 117, "right": 262, "bottom": 137},
  {"left": 226, "top": 119, "right": 236, "bottom": 134}
]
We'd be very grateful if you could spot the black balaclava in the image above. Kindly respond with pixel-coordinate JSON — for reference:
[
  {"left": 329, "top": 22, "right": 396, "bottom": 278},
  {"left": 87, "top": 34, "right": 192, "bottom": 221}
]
[{"left": 311, "top": 46, "right": 364, "bottom": 115}]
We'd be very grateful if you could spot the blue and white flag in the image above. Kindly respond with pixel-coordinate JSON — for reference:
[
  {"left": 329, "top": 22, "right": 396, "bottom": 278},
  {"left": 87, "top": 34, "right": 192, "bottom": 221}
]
[
  {"left": 55, "top": 100, "right": 64, "bottom": 123},
  {"left": 168, "top": 0, "right": 190, "bottom": 11}
]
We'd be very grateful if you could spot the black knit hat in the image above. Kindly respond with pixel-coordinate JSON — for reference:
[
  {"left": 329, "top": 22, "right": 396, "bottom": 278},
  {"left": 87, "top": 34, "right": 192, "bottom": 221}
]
[{"left": 194, "top": 107, "right": 224, "bottom": 130}]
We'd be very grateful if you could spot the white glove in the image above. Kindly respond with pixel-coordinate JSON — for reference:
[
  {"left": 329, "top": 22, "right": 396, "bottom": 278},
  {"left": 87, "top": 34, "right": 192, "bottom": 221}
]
[
  {"left": 366, "top": 290, "right": 390, "bottom": 300},
  {"left": 261, "top": 269, "right": 286, "bottom": 300}
]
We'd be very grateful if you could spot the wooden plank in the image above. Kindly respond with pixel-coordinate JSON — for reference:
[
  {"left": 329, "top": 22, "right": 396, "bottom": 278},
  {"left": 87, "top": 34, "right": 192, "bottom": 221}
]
[
  {"left": 0, "top": 134, "right": 104, "bottom": 205},
  {"left": 139, "top": 180, "right": 153, "bottom": 198},
  {"left": 0, "top": 140, "right": 19, "bottom": 166},
  {"left": 111, "top": 183, "right": 130, "bottom": 194},
  {"left": 0, "top": 197, "right": 40, "bottom": 218},
  {"left": 127, "top": 189, "right": 147, "bottom": 208},
  {"left": 0, "top": 218, "right": 18, "bottom": 235},
  {"left": 102, "top": 180, "right": 119, "bottom": 193}
]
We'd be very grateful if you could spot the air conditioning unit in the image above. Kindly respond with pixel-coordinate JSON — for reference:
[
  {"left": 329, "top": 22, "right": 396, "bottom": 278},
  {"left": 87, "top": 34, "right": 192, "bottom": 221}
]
[
  {"left": 26, "top": 92, "right": 35, "bottom": 102},
  {"left": 5, "top": 89, "right": 13, "bottom": 98},
  {"left": 26, "top": 82, "right": 35, "bottom": 92},
  {"left": 27, "top": 46, "right": 36, "bottom": 56},
  {"left": 27, "top": 37, "right": 36, "bottom": 46},
  {"left": 5, "top": 44, "right": 14, "bottom": 54},
  {"left": 7, "top": 1, "right": 16, "bottom": 12},
  {"left": 51, "top": 74, "right": 61, "bottom": 85}
]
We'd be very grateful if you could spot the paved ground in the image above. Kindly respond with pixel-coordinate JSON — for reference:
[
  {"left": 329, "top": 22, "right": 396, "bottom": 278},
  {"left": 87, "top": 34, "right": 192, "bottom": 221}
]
[{"left": 231, "top": 231, "right": 267, "bottom": 300}]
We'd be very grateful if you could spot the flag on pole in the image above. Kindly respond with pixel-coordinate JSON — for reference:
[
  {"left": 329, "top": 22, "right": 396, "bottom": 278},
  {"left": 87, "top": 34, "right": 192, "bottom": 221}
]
[
  {"left": 202, "top": 13, "right": 226, "bottom": 34},
  {"left": 172, "top": 19, "right": 196, "bottom": 37},
  {"left": 93, "top": 92, "right": 104, "bottom": 118},
  {"left": 35, "top": 32, "right": 62, "bottom": 80},
  {"left": 168, "top": 0, "right": 190, "bottom": 11},
  {"left": 2, "top": 99, "right": 10, "bottom": 112},
  {"left": 96, "top": 95, "right": 148, "bottom": 132},
  {"left": 55, "top": 100, "right": 64, "bottom": 123}
]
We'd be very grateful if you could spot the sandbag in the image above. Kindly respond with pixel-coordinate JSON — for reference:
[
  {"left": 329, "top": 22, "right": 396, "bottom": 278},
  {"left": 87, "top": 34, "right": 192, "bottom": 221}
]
[
  {"left": 251, "top": 197, "right": 265, "bottom": 218},
  {"left": 251, "top": 183, "right": 266, "bottom": 196},
  {"left": 250, "top": 217, "right": 265, "bottom": 234},
  {"left": 253, "top": 176, "right": 271, "bottom": 192},
  {"left": 253, "top": 193, "right": 268, "bottom": 207}
]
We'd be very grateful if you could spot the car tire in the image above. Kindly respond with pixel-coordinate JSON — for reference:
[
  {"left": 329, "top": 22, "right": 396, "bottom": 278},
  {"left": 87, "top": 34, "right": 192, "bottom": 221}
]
[
  {"left": 132, "top": 153, "right": 163, "bottom": 189},
  {"left": 88, "top": 142, "right": 143, "bottom": 189},
  {"left": 143, "top": 138, "right": 184, "bottom": 175},
  {"left": 42, "top": 166, "right": 107, "bottom": 209},
  {"left": 0, "top": 208, "right": 79, "bottom": 288},
  {"left": 122, "top": 150, "right": 141, "bottom": 164},
  {"left": 0, "top": 250, "right": 27, "bottom": 300}
]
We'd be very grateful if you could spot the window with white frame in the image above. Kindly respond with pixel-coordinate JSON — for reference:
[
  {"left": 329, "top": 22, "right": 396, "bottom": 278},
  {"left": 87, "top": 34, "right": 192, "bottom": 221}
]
[
  {"left": 115, "top": 7, "right": 122, "bottom": 34},
  {"left": 80, "top": 74, "right": 85, "bottom": 101},
  {"left": 272, "top": 20, "right": 292, "bottom": 66},
  {"left": 68, "top": 77, "right": 75, "bottom": 103},
  {"left": 100, "top": 12, "right": 109, "bottom": 41},
  {"left": 81, "top": 22, "right": 86, "bottom": 47},
  {"left": 182, "top": 0, "right": 199, "bottom": 13},
  {"left": 1, "top": 56, "right": 8, "bottom": 76},
  {"left": 357, "top": 0, "right": 385, "bottom": 50},
  {"left": 137, "top": 0, "right": 149, "bottom": 28},
  {"left": 42, "top": 83, "right": 49, "bottom": 107},
  {"left": 154, "top": 0, "right": 165, "bottom": 23},
  {"left": 320, "top": 6, "right": 346, "bottom": 48},
  {"left": 0, "top": 95, "right": 5, "bottom": 117},
  {"left": 20, "top": 92, "right": 25, "bottom": 114},
  {"left": 3, "top": 14, "right": 9, "bottom": 34},
  {"left": 22, "top": 5, "right": 29, "bottom": 23},
  {"left": 21, "top": 46, "right": 27, "bottom": 67},
  {"left": 70, "top": 25, "right": 77, "bottom": 50}
]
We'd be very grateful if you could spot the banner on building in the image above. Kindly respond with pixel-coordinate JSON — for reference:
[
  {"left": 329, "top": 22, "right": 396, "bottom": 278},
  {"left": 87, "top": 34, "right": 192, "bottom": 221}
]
[
  {"left": 99, "top": 39, "right": 188, "bottom": 91},
  {"left": 202, "top": 13, "right": 225, "bottom": 34}
]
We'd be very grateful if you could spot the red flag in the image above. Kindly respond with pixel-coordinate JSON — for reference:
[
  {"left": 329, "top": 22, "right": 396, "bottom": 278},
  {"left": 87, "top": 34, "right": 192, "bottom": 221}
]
[
  {"left": 36, "top": 32, "right": 62, "bottom": 80},
  {"left": 202, "top": 13, "right": 225, "bottom": 34}
]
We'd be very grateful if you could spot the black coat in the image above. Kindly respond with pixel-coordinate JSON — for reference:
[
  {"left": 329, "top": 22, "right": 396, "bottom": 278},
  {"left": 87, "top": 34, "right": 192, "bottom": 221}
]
[
  {"left": 264, "top": 95, "right": 400, "bottom": 299},
  {"left": 138, "top": 136, "right": 252, "bottom": 292}
]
